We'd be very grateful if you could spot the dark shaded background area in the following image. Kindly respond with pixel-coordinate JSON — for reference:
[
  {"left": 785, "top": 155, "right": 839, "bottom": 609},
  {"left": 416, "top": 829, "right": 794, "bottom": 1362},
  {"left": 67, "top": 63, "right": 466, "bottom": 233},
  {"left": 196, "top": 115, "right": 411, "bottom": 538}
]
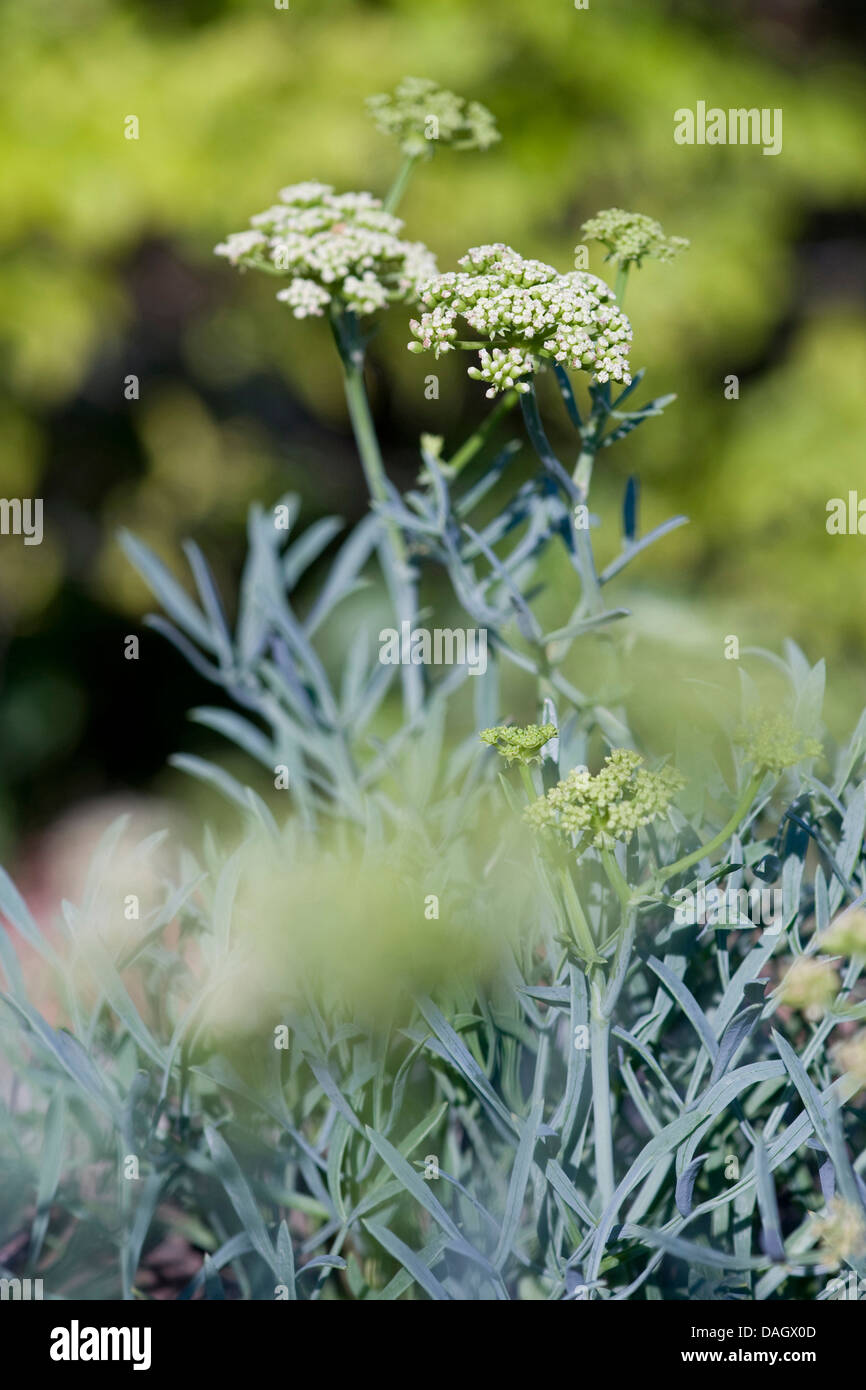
[{"left": 0, "top": 0, "right": 865, "bottom": 858}]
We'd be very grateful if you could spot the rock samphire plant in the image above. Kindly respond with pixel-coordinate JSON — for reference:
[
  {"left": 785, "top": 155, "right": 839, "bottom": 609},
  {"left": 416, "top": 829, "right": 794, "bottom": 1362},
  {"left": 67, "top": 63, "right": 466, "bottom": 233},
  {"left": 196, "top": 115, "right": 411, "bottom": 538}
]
[{"left": 2, "top": 80, "right": 866, "bottom": 1302}]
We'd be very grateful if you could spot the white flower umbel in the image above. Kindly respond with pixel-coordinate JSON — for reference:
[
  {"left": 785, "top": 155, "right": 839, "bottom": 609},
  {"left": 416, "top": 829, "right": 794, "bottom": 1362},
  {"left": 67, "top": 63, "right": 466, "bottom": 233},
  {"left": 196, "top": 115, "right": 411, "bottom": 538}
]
[
  {"left": 408, "top": 244, "right": 632, "bottom": 397},
  {"left": 215, "top": 183, "right": 437, "bottom": 319},
  {"left": 216, "top": 186, "right": 435, "bottom": 721}
]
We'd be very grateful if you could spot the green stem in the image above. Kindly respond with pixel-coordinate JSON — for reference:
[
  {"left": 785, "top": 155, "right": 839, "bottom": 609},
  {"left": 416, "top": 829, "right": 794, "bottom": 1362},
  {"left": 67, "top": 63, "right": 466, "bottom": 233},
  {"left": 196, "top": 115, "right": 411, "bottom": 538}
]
[
  {"left": 334, "top": 313, "right": 422, "bottom": 718},
  {"left": 447, "top": 388, "right": 519, "bottom": 475},
  {"left": 571, "top": 441, "right": 600, "bottom": 617},
  {"left": 559, "top": 865, "right": 604, "bottom": 966},
  {"left": 575, "top": 517, "right": 603, "bottom": 619},
  {"left": 557, "top": 390, "right": 613, "bottom": 636},
  {"left": 653, "top": 772, "right": 764, "bottom": 887},
  {"left": 518, "top": 762, "right": 537, "bottom": 804},
  {"left": 571, "top": 383, "right": 611, "bottom": 498},
  {"left": 614, "top": 265, "right": 629, "bottom": 309},
  {"left": 602, "top": 906, "right": 637, "bottom": 1017},
  {"left": 382, "top": 154, "right": 418, "bottom": 215},
  {"left": 572, "top": 445, "right": 596, "bottom": 501},
  {"left": 601, "top": 845, "right": 633, "bottom": 912},
  {"left": 342, "top": 355, "right": 392, "bottom": 507},
  {"left": 520, "top": 384, "right": 604, "bottom": 631},
  {"left": 590, "top": 972, "right": 615, "bottom": 1209},
  {"left": 599, "top": 846, "right": 638, "bottom": 1015}
]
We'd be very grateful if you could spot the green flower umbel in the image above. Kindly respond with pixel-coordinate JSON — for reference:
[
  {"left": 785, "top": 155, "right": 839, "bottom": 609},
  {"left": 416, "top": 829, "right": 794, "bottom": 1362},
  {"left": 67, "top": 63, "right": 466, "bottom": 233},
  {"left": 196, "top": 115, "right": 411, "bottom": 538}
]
[
  {"left": 525, "top": 749, "right": 684, "bottom": 848},
  {"left": 581, "top": 209, "right": 689, "bottom": 271},
  {"left": 734, "top": 713, "right": 822, "bottom": 776},
  {"left": 480, "top": 723, "right": 557, "bottom": 765},
  {"left": 366, "top": 77, "right": 500, "bottom": 158}
]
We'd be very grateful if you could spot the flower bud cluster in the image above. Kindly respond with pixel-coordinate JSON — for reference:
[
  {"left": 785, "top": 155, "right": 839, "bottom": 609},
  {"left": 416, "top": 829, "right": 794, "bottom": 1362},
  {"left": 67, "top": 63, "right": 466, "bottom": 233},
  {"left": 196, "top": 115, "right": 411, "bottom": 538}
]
[
  {"left": 524, "top": 748, "right": 684, "bottom": 848},
  {"left": 777, "top": 956, "right": 839, "bottom": 1018},
  {"left": 734, "top": 713, "right": 822, "bottom": 775},
  {"left": 581, "top": 208, "right": 689, "bottom": 269},
  {"left": 366, "top": 77, "right": 500, "bottom": 158},
  {"left": 479, "top": 723, "right": 557, "bottom": 765}
]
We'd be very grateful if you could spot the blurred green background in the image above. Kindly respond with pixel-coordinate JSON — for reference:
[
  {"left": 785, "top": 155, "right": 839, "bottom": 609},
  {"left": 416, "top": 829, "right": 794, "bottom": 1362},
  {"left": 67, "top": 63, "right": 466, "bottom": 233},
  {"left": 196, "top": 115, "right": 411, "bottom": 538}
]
[{"left": 1, "top": 0, "right": 865, "bottom": 859}]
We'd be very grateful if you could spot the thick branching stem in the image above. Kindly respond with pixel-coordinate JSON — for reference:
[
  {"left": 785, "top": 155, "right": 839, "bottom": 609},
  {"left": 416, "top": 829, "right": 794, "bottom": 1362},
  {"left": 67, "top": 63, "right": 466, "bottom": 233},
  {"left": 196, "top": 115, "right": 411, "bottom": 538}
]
[
  {"left": 590, "top": 971, "right": 615, "bottom": 1210},
  {"left": 559, "top": 866, "right": 604, "bottom": 966},
  {"left": 601, "top": 844, "right": 633, "bottom": 912}
]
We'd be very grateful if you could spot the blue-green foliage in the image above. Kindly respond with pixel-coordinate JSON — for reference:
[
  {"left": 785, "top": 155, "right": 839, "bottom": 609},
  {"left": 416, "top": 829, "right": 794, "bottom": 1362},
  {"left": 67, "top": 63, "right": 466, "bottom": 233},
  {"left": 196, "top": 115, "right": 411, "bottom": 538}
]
[{"left": 2, "top": 82, "right": 866, "bottom": 1302}]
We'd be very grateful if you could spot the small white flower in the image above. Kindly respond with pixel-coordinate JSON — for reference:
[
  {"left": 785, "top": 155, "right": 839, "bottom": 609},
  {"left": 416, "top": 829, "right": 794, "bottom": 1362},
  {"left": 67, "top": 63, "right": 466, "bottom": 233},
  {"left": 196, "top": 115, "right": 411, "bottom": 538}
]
[
  {"left": 276, "top": 279, "right": 332, "bottom": 318},
  {"left": 279, "top": 181, "right": 335, "bottom": 206},
  {"left": 343, "top": 273, "right": 389, "bottom": 316},
  {"left": 214, "top": 230, "right": 267, "bottom": 264}
]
